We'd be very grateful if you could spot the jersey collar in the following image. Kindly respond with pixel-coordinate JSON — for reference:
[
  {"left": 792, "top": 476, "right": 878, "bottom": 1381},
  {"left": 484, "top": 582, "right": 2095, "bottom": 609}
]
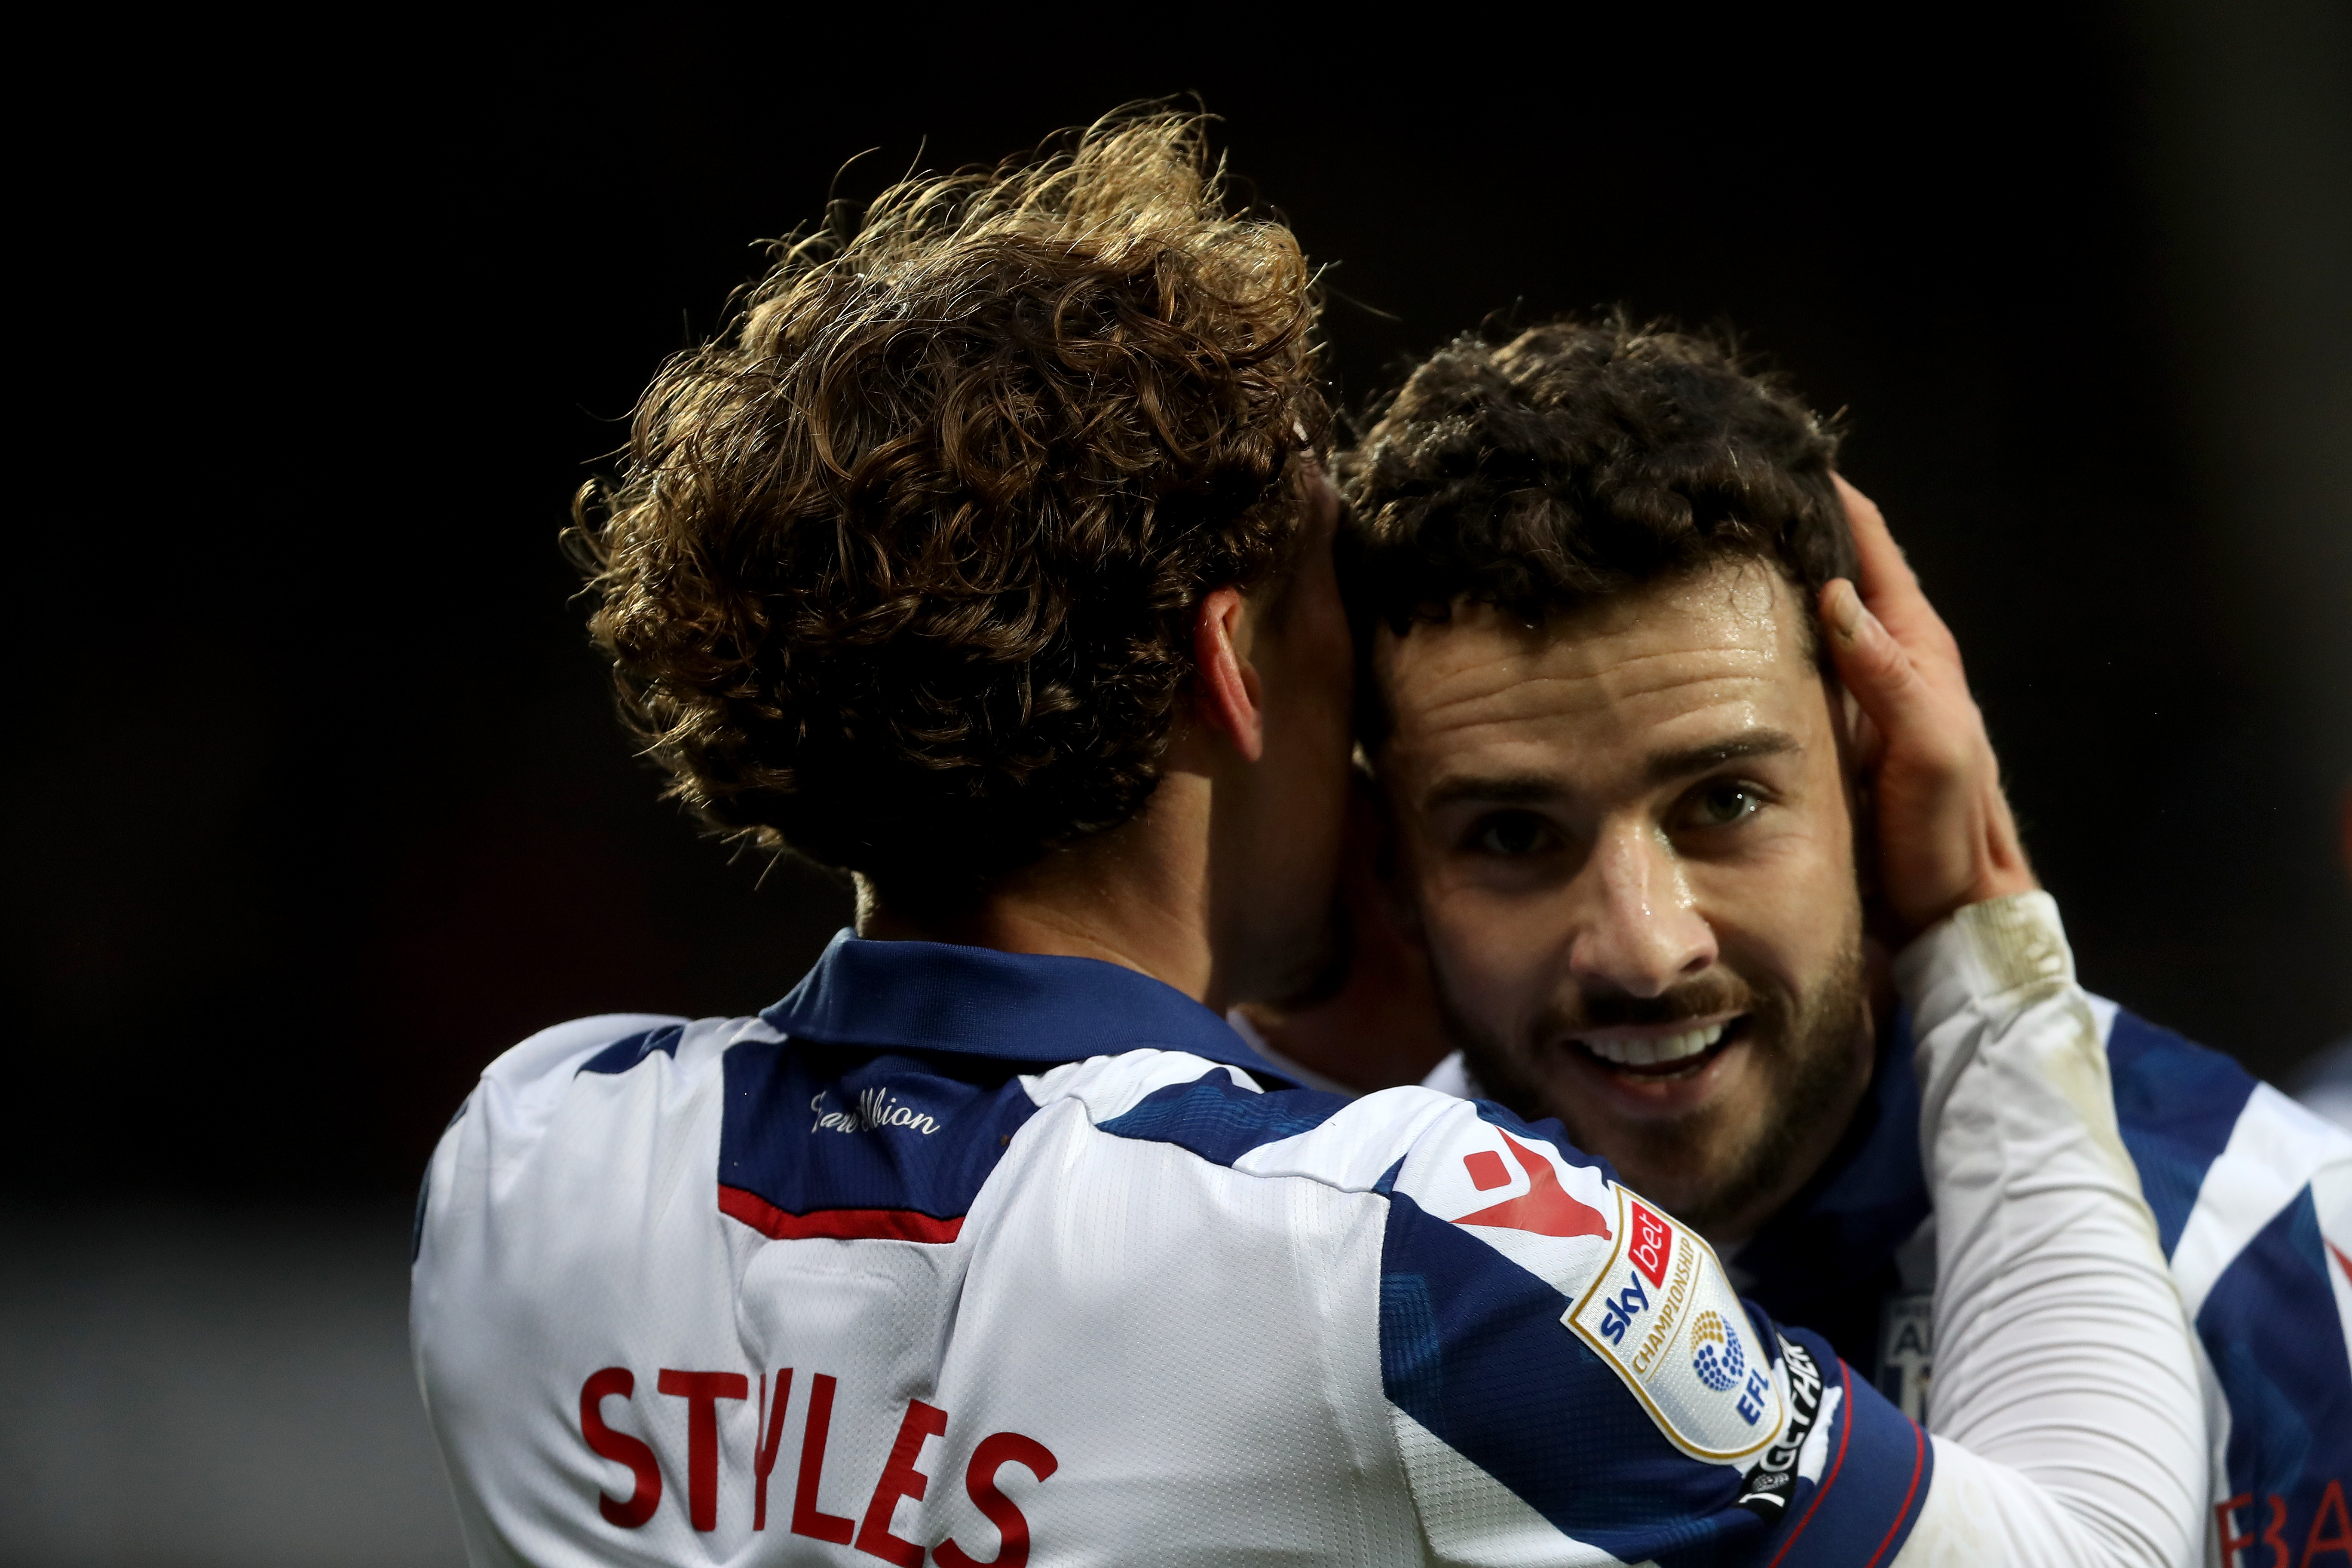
[
  {"left": 1732, "top": 1010, "right": 1932, "bottom": 1308},
  {"left": 761, "top": 929, "right": 1298, "bottom": 1084}
]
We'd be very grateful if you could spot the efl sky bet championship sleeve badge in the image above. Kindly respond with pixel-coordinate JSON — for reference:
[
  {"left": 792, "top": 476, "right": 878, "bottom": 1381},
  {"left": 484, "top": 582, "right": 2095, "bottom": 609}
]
[
  {"left": 1564, "top": 1186, "right": 1785, "bottom": 1463},
  {"left": 1414, "top": 1121, "right": 1787, "bottom": 1466}
]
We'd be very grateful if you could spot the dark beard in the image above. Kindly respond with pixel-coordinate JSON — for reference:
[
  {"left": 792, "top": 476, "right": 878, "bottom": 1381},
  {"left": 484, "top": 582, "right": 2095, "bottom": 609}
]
[{"left": 1435, "top": 933, "right": 1868, "bottom": 1237}]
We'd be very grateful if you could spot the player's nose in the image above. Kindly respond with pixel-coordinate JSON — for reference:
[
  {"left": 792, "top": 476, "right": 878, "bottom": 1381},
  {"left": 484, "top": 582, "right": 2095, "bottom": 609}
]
[{"left": 1565, "top": 820, "right": 1716, "bottom": 998}]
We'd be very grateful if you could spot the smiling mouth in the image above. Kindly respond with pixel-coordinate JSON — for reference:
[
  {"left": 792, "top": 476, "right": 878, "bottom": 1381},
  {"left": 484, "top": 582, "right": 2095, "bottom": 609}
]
[{"left": 1570, "top": 1017, "right": 1749, "bottom": 1080}]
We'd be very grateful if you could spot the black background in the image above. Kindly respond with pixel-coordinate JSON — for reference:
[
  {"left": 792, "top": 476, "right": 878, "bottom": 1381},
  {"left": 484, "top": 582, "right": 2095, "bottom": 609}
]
[{"left": 13, "top": 10, "right": 2347, "bottom": 1202}]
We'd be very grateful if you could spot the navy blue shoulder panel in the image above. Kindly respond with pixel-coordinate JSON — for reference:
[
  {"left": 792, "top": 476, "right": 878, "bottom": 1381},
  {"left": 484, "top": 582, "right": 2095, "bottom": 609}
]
[
  {"left": 1369, "top": 1092, "right": 1929, "bottom": 1566},
  {"left": 2106, "top": 1009, "right": 2257, "bottom": 1257},
  {"left": 1096, "top": 1071, "right": 1351, "bottom": 1164},
  {"left": 1378, "top": 1180, "right": 1929, "bottom": 1567},
  {"left": 578, "top": 1025, "right": 685, "bottom": 1077},
  {"left": 1379, "top": 1184, "right": 1738, "bottom": 1559},
  {"left": 717, "top": 1038, "right": 1041, "bottom": 1239}
]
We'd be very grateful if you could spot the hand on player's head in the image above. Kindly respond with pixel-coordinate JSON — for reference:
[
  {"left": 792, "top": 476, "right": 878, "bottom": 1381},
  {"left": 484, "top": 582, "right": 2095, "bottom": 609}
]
[{"left": 1818, "top": 476, "right": 2037, "bottom": 934}]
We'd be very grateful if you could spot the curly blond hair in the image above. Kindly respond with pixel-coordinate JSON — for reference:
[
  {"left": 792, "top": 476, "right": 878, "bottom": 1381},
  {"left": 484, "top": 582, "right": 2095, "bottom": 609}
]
[{"left": 572, "top": 111, "right": 1326, "bottom": 903}]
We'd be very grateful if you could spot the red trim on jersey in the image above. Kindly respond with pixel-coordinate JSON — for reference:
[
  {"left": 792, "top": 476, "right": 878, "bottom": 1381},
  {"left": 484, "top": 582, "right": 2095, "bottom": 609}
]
[
  {"left": 1862, "top": 1422, "right": 1927, "bottom": 1568},
  {"left": 719, "top": 1184, "right": 965, "bottom": 1243},
  {"left": 1766, "top": 1356, "right": 1856, "bottom": 1568}
]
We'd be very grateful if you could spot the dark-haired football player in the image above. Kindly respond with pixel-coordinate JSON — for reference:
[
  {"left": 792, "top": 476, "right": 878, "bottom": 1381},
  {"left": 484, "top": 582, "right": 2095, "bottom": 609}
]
[{"left": 1297, "top": 317, "right": 2348, "bottom": 1564}]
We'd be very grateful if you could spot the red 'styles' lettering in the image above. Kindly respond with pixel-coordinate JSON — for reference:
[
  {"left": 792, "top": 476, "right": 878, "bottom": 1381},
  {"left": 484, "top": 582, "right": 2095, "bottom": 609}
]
[
  {"left": 856, "top": 1399, "right": 949, "bottom": 1566},
  {"left": 2308, "top": 1479, "right": 2352, "bottom": 1565},
  {"left": 579, "top": 1368, "right": 662, "bottom": 1529},
  {"left": 936, "top": 1431, "right": 1060, "bottom": 1568},
  {"left": 793, "top": 1372, "right": 857, "bottom": 1544},
  {"left": 754, "top": 1369, "right": 794, "bottom": 1530},
  {"left": 1627, "top": 1197, "right": 1675, "bottom": 1288},
  {"left": 657, "top": 1369, "right": 748, "bottom": 1532}
]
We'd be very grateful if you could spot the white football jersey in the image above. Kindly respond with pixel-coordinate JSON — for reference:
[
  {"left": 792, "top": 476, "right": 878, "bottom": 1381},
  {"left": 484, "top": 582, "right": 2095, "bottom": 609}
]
[{"left": 414, "top": 897, "right": 2205, "bottom": 1568}]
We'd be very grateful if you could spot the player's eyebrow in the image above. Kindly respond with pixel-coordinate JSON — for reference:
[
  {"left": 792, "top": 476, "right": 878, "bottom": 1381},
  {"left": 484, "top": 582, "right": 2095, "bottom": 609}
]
[
  {"left": 1421, "top": 772, "right": 1565, "bottom": 813},
  {"left": 1643, "top": 729, "right": 1802, "bottom": 787},
  {"left": 1421, "top": 731, "right": 1803, "bottom": 813}
]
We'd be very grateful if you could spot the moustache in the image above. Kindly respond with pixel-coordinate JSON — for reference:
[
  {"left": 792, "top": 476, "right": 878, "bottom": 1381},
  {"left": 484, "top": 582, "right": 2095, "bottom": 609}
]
[{"left": 1532, "top": 976, "right": 1761, "bottom": 1039}]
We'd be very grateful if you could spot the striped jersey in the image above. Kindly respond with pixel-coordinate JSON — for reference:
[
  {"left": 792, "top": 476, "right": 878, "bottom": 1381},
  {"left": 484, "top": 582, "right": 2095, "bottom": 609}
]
[{"left": 413, "top": 932, "right": 1941, "bottom": 1567}]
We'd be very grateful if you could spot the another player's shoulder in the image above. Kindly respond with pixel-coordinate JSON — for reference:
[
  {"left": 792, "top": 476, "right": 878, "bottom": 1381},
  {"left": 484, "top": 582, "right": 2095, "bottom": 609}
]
[
  {"left": 439, "top": 1010, "right": 781, "bottom": 1164},
  {"left": 482, "top": 1011, "right": 692, "bottom": 1089},
  {"left": 1044, "top": 1056, "right": 1804, "bottom": 1458},
  {"left": 2100, "top": 1000, "right": 2266, "bottom": 1152},
  {"left": 2094, "top": 998, "right": 2351, "bottom": 1283},
  {"left": 1042, "top": 1054, "right": 1583, "bottom": 1195},
  {"left": 2099, "top": 1000, "right": 2351, "bottom": 1171},
  {"left": 2108, "top": 1004, "right": 2352, "bottom": 1533}
]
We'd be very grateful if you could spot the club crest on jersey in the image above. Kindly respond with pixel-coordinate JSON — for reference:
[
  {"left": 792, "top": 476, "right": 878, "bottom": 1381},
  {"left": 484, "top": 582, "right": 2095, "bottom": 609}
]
[{"left": 1563, "top": 1188, "right": 1782, "bottom": 1462}]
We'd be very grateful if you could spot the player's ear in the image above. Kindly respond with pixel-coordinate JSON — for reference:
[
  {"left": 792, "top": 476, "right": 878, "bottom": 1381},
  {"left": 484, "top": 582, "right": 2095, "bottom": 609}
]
[{"left": 1192, "top": 586, "right": 1265, "bottom": 762}]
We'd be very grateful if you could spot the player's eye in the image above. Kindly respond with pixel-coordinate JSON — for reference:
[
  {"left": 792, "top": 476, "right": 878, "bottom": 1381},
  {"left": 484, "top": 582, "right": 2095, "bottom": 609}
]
[
  {"left": 1687, "top": 782, "right": 1762, "bottom": 828},
  {"left": 1467, "top": 810, "right": 1556, "bottom": 857}
]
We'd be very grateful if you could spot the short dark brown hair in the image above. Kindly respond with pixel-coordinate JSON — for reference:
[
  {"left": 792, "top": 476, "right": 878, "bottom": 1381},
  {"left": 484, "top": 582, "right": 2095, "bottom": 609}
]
[
  {"left": 1337, "top": 317, "right": 1853, "bottom": 677},
  {"left": 572, "top": 113, "right": 1326, "bottom": 902}
]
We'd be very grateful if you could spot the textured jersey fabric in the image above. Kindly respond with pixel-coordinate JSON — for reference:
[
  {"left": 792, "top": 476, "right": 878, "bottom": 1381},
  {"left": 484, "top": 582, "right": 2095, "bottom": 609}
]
[{"left": 413, "top": 935, "right": 1932, "bottom": 1567}]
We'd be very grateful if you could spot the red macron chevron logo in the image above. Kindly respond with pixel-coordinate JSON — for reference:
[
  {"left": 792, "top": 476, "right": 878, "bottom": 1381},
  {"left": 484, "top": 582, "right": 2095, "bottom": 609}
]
[{"left": 1453, "top": 1131, "right": 1613, "bottom": 1240}]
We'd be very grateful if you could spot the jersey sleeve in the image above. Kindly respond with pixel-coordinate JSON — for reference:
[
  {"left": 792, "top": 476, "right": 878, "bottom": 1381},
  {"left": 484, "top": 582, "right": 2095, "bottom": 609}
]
[
  {"left": 1370, "top": 1090, "right": 1933, "bottom": 1566},
  {"left": 1064, "top": 1055, "right": 1933, "bottom": 1564},
  {"left": 1887, "top": 894, "right": 2206, "bottom": 1568}
]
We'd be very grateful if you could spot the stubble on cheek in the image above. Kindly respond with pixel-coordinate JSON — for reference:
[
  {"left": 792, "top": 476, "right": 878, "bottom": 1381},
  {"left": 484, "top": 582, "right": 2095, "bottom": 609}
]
[
  {"left": 1433, "top": 936, "right": 1869, "bottom": 1238},
  {"left": 1565, "top": 1054, "right": 1797, "bottom": 1232}
]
